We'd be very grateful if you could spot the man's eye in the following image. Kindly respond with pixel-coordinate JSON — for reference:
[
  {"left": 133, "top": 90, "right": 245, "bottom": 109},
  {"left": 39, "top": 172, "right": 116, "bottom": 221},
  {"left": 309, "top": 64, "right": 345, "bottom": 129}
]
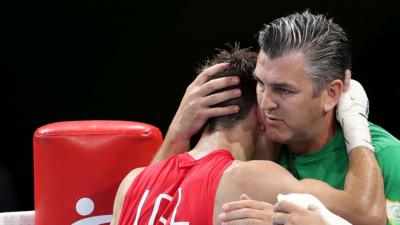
[{"left": 277, "top": 87, "right": 293, "bottom": 95}]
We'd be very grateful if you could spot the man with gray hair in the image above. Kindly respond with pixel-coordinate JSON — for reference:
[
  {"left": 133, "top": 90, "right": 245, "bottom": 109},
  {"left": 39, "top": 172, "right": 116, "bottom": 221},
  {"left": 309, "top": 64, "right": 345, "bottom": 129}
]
[
  {"left": 243, "top": 11, "right": 399, "bottom": 225},
  {"left": 154, "top": 11, "right": 400, "bottom": 225}
]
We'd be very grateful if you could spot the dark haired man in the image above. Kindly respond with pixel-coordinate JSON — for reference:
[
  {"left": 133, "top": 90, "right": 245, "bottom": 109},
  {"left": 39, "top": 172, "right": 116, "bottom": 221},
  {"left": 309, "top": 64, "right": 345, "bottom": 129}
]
[{"left": 111, "top": 47, "right": 264, "bottom": 225}]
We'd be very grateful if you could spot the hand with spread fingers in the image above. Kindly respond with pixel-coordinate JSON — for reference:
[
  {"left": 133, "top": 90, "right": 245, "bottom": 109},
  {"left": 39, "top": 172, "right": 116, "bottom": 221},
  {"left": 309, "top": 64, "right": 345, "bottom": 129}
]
[
  {"left": 153, "top": 62, "right": 242, "bottom": 162},
  {"left": 169, "top": 63, "right": 241, "bottom": 141}
]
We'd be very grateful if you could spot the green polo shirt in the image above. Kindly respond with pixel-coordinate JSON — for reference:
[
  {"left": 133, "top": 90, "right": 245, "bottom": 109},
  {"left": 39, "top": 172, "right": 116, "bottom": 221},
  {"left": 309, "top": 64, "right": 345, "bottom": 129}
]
[{"left": 279, "top": 123, "right": 400, "bottom": 225}]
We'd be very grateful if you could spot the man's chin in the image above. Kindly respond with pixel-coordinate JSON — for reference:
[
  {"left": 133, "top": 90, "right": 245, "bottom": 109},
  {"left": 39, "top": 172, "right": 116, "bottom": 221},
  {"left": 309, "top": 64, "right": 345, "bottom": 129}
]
[{"left": 265, "top": 130, "right": 289, "bottom": 144}]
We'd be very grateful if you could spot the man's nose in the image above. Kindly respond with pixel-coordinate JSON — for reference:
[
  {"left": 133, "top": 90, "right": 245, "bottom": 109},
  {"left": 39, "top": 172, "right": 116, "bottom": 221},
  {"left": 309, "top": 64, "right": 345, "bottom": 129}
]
[{"left": 260, "top": 88, "right": 278, "bottom": 110}]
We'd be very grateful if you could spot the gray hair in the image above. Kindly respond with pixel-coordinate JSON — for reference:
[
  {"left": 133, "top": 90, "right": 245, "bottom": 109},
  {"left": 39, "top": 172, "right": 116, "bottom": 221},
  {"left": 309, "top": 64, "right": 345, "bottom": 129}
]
[{"left": 258, "top": 10, "right": 351, "bottom": 95}]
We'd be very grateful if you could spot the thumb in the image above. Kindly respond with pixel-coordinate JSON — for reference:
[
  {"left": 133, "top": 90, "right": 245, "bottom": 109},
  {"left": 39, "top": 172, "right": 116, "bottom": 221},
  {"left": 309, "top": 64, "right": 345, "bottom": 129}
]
[
  {"left": 240, "top": 193, "right": 252, "bottom": 200},
  {"left": 343, "top": 70, "right": 351, "bottom": 92}
]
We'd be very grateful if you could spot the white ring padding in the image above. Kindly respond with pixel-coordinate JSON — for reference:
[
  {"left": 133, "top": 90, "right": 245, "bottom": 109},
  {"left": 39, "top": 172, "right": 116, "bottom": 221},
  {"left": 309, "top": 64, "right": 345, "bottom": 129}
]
[{"left": 0, "top": 210, "right": 35, "bottom": 225}]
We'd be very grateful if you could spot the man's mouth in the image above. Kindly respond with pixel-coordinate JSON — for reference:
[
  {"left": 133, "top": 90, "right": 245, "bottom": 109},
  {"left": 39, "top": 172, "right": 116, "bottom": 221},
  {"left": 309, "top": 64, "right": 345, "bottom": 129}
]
[{"left": 265, "top": 114, "right": 280, "bottom": 120}]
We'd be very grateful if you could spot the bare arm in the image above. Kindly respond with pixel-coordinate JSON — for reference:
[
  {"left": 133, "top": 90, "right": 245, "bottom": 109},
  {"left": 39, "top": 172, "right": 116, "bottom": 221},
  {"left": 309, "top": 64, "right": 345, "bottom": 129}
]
[
  {"left": 308, "top": 77, "right": 386, "bottom": 224},
  {"left": 298, "top": 147, "right": 385, "bottom": 225},
  {"left": 110, "top": 167, "right": 145, "bottom": 225},
  {"left": 152, "top": 63, "right": 240, "bottom": 163},
  {"left": 220, "top": 149, "right": 385, "bottom": 225}
]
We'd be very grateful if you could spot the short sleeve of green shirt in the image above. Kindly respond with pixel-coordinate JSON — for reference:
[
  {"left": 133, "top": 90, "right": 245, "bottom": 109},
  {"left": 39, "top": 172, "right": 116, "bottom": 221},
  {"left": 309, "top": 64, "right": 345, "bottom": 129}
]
[
  {"left": 370, "top": 124, "right": 400, "bottom": 225},
  {"left": 279, "top": 122, "right": 400, "bottom": 225}
]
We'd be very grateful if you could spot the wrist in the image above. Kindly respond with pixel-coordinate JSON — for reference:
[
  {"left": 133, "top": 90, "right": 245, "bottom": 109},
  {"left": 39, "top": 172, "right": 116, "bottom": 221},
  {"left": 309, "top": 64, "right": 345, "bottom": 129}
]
[
  {"left": 341, "top": 116, "right": 374, "bottom": 152},
  {"left": 163, "top": 131, "right": 191, "bottom": 152}
]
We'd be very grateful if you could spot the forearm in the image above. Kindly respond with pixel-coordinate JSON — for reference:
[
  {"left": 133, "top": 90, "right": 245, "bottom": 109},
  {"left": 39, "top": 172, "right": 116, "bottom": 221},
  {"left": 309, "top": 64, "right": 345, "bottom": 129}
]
[
  {"left": 325, "top": 79, "right": 386, "bottom": 224},
  {"left": 151, "top": 128, "right": 190, "bottom": 163},
  {"left": 336, "top": 147, "right": 385, "bottom": 225},
  {"left": 301, "top": 147, "right": 385, "bottom": 225}
]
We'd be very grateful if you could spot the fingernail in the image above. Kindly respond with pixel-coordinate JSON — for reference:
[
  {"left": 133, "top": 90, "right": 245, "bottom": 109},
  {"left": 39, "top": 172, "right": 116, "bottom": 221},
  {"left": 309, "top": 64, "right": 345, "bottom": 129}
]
[{"left": 228, "top": 77, "right": 240, "bottom": 85}]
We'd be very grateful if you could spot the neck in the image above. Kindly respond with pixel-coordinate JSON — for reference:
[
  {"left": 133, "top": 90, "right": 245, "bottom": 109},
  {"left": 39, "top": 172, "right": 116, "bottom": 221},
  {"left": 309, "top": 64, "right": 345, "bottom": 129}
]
[
  {"left": 288, "top": 113, "right": 340, "bottom": 154},
  {"left": 189, "top": 128, "right": 255, "bottom": 161}
]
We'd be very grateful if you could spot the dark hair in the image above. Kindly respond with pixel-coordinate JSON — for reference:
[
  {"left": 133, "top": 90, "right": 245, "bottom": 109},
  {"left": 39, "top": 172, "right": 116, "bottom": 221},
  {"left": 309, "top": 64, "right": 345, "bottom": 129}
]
[
  {"left": 198, "top": 44, "right": 258, "bottom": 132},
  {"left": 258, "top": 10, "right": 351, "bottom": 95}
]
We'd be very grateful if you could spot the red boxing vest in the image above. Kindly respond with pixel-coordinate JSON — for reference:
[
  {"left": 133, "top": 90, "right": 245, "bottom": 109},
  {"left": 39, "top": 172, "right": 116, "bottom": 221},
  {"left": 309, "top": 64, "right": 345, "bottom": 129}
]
[{"left": 118, "top": 150, "right": 234, "bottom": 225}]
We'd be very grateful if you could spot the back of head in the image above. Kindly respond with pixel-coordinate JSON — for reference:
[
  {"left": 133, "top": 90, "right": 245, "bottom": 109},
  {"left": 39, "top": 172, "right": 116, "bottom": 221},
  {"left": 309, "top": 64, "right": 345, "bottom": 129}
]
[
  {"left": 258, "top": 10, "right": 351, "bottom": 95},
  {"left": 198, "top": 45, "right": 258, "bottom": 132}
]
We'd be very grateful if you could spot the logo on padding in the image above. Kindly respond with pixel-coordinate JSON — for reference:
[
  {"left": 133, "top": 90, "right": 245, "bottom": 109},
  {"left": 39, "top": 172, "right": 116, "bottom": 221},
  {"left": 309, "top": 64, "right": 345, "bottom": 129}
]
[{"left": 72, "top": 197, "right": 112, "bottom": 225}]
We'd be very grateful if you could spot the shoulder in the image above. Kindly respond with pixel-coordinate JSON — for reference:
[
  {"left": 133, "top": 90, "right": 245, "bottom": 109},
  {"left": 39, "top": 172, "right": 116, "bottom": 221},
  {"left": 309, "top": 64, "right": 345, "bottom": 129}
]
[
  {"left": 117, "top": 167, "right": 145, "bottom": 199},
  {"left": 111, "top": 167, "right": 145, "bottom": 225},
  {"left": 370, "top": 122, "right": 400, "bottom": 152},
  {"left": 121, "top": 167, "right": 145, "bottom": 192},
  {"left": 226, "top": 160, "right": 294, "bottom": 177},
  {"left": 125, "top": 167, "right": 146, "bottom": 180},
  {"left": 225, "top": 160, "right": 285, "bottom": 176},
  {"left": 370, "top": 123, "right": 400, "bottom": 166},
  {"left": 369, "top": 124, "right": 400, "bottom": 197},
  {"left": 221, "top": 160, "right": 300, "bottom": 202}
]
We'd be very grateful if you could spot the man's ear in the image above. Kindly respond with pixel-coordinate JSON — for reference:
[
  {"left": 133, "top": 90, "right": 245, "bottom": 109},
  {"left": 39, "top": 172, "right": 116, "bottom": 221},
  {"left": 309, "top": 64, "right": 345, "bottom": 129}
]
[{"left": 323, "top": 79, "right": 344, "bottom": 113}]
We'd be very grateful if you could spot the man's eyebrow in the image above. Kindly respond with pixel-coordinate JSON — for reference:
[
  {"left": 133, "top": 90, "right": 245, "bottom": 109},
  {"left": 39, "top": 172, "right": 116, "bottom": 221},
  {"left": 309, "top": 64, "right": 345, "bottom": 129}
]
[
  {"left": 272, "top": 82, "right": 299, "bottom": 92},
  {"left": 252, "top": 72, "right": 296, "bottom": 90}
]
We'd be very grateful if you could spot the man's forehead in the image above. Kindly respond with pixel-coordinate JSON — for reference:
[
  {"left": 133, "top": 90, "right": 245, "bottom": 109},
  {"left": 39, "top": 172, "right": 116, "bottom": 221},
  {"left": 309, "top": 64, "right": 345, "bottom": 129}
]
[
  {"left": 255, "top": 51, "right": 306, "bottom": 73},
  {"left": 256, "top": 50, "right": 268, "bottom": 64}
]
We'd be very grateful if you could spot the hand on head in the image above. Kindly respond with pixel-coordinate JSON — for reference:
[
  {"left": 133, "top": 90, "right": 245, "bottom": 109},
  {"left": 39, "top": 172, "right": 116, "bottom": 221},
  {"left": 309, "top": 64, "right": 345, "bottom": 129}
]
[
  {"left": 167, "top": 63, "right": 241, "bottom": 141},
  {"left": 342, "top": 70, "right": 351, "bottom": 92},
  {"left": 336, "top": 71, "right": 373, "bottom": 152}
]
